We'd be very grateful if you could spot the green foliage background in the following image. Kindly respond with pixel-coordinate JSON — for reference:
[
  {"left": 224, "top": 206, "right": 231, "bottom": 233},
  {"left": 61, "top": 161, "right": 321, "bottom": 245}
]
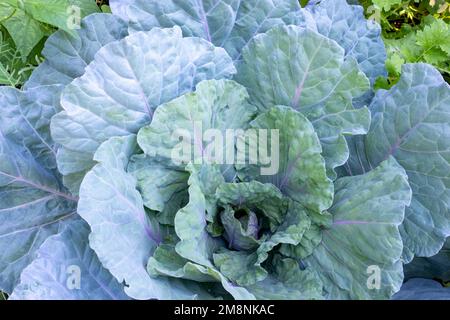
[
  {"left": 351, "top": 0, "right": 450, "bottom": 86},
  {"left": 0, "top": 0, "right": 104, "bottom": 87}
]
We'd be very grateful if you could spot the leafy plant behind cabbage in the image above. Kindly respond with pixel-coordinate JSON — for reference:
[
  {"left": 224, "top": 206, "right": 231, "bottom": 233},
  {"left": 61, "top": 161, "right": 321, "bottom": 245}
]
[{"left": 0, "top": 0, "right": 449, "bottom": 300}]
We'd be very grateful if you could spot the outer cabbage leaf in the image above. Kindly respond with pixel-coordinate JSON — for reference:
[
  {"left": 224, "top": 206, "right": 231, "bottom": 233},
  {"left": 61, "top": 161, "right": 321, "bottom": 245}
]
[
  {"left": 112, "top": 0, "right": 304, "bottom": 61},
  {"left": 108, "top": 0, "right": 386, "bottom": 82},
  {"left": 78, "top": 135, "right": 220, "bottom": 299},
  {"left": 0, "top": 85, "right": 62, "bottom": 170},
  {"left": 25, "top": 14, "right": 129, "bottom": 89},
  {"left": 393, "top": 279, "right": 450, "bottom": 300},
  {"left": 304, "top": 0, "right": 387, "bottom": 86},
  {"left": 342, "top": 64, "right": 450, "bottom": 263},
  {"left": 404, "top": 239, "right": 450, "bottom": 282},
  {"left": 0, "top": 86, "right": 78, "bottom": 294},
  {"left": 25, "top": 13, "right": 129, "bottom": 189},
  {"left": 51, "top": 27, "right": 236, "bottom": 194},
  {"left": 235, "top": 25, "right": 371, "bottom": 177},
  {"left": 0, "top": 137, "right": 78, "bottom": 294},
  {"left": 109, "top": 0, "right": 135, "bottom": 19},
  {"left": 304, "top": 158, "right": 412, "bottom": 299},
  {"left": 9, "top": 219, "right": 129, "bottom": 300}
]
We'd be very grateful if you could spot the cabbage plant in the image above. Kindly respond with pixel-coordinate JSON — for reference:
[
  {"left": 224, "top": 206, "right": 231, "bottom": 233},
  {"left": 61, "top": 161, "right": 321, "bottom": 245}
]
[{"left": 0, "top": 0, "right": 449, "bottom": 300}]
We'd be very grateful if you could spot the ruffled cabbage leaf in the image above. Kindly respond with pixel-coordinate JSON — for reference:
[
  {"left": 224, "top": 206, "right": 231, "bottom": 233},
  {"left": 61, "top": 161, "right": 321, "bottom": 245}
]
[
  {"left": 110, "top": 0, "right": 304, "bottom": 61},
  {"left": 0, "top": 85, "right": 78, "bottom": 294},
  {"left": 235, "top": 25, "right": 371, "bottom": 177},
  {"left": 303, "top": 0, "right": 387, "bottom": 85},
  {"left": 404, "top": 239, "right": 450, "bottom": 282},
  {"left": 342, "top": 64, "right": 450, "bottom": 263},
  {"left": 109, "top": 0, "right": 387, "bottom": 85},
  {"left": 25, "top": 14, "right": 129, "bottom": 89},
  {"left": 394, "top": 279, "right": 450, "bottom": 300},
  {"left": 9, "top": 219, "right": 129, "bottom": 300},
  {"left": 304, "top": 158, "right": 411, "bottom": 299},
  {"left": 0, "top": 83, "right": 121, "bottom": 299},
  {"left": 50, "top": 26, "right": 236, "bottom": 194}
]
